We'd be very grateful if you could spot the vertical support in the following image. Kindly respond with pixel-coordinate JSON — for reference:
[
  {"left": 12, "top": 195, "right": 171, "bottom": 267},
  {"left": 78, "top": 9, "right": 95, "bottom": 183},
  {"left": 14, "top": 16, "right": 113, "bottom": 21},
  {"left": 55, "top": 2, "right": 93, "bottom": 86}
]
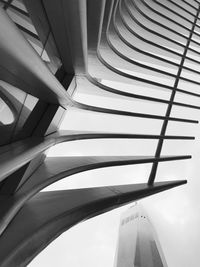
[{"left": 148, "top": 4, "right": 200, "bottom": 185}]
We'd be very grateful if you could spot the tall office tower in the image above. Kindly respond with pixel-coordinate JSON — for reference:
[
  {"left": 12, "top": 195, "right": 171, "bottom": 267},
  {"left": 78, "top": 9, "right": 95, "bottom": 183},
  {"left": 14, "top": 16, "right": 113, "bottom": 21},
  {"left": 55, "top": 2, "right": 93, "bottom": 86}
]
[
  {"left": 0, "top": 0, "right": 199, "bottom": 266},
  {"left": 114, "top": 204, "right": 167, "bottom": 267}
]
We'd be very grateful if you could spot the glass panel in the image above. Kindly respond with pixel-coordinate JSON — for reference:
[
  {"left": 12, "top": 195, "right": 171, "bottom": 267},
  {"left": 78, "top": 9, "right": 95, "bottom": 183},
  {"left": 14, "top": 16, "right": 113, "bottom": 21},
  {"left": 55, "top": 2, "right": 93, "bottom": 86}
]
[
  {"left": 132, "top": 1, "right": 187, "bottom": 46},
  {"left": 193, "top": 25, "right": 200, "bottom": 36},
  {"left": 158, "top": 1, "right": 195, "bottom": 22},
  {"left": 12, "top": 0, "right": 28, "bottom": 12},
  {"left": 170, "top": 104, "right": 199, "bottom": 122},
  {"left": 6, "top": 8, "right": 37, "bottom": 34},
  {"left": 178, "top": 79, "right": 200, "bottom": 95},
  {"left": 139, "top": 0, "right": 190, "bottom": 38},
  {"left": 154, "top": 160, "right": 190, "bottom": 182},
  {"left": 74, "top": 91, "right": 168, "bottom": 116},
  {"left": 116, "top": 67, "right": 175, "bottom": 87},
  {"left": 21, "top": 31, "right": 43, "bottom": 55},
  {"left": 48, "top": 139, "right": 158, "bottom": 157},
  {"left": 120, "top": 13, "right": 184, "bottom": 55},
  {"left": 0, "top": 97, "right": 14, "bottom": 125},
  {"left": 42, "top": 163, "right": 152, "bottom": 191},
  {"left": 3, "top": 0, "right": 61, "bottom": 74},
  {"left": 107, "top": 34, "right": 178, "bottom": 74},
  {"left": 161, "top": 139, "right": 194, "bottom": 156},
  {"left": 14, "top": 93, "right": 38, "bottom": 135},
  {"left": 0, "top": 81, "right": 40, "bottom": 143},
  {"left": 186, "top": 49, "right": 200, "bottom": 61},
  {"left": 164, "top": 120, "right": 198, "bottom": 164},
  {"left": 117, "top": 20, "right": 182, "bottom": 64},
  {"left": 174, "top": 91, "right": 200, "bottom": 106},
  {"left": 189, "top": 42, "right": 200, "bottom": 54},
  {"left": 100, "top": 80, "right": 171, "bottom": 101},
  {"left": 61, "top": 108, "right": 163, "bottom": 135},
  {"left": 191, "top": 32, "right": 200, "bottom": 43},
  {"left": 180, "top": 68, "right": 200, "bottom": 85},
  {"left": 170, "top": 0, "right": 197, "bottom": 15},
  {"left": 184, "top": 0, "right": 198, "bottom": 9},
  {"left": 183, "top": 58, "right": 200, "bottom": 73},
  {"left": 150, "top": 0, "right": 192, "bottom": 29}
]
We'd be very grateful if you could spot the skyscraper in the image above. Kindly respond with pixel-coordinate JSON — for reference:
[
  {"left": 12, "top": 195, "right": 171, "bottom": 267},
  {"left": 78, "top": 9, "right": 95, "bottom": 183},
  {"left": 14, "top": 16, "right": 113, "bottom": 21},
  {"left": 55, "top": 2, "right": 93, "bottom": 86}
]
[
  {"left": 114, "top": 204, "right": 167, "bottom": 267},
  {"left": 0, "top": 0, "right": 199, "bottom": 265}
]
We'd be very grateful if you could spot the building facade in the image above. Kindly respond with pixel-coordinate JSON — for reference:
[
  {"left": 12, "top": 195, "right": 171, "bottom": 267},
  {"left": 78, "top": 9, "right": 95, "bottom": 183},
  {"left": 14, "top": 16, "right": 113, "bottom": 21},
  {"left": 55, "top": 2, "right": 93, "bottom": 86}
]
[
  {"left": 0, "top": 0, "right": 199, "bottom": 265},
  {"left": 114, "top": 204, "right": 167, "bottom": 267}
]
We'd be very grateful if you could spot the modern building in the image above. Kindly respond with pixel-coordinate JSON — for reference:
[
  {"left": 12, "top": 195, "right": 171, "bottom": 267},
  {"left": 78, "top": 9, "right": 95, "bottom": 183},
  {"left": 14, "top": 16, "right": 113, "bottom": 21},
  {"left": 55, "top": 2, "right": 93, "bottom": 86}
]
[
  {"left": 0, "top": 0, "right": 199, "bottom": 266},
  {"left": 114, "top": 204, "right": 167, "bottom": 267}
]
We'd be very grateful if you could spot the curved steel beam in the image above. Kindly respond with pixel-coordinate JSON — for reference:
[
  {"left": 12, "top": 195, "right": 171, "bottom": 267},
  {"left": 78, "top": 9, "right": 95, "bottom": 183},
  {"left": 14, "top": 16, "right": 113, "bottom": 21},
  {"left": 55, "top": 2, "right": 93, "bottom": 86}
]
[
  {"left": 115, "top": 0, "right": 181, "bottom": 65},
  {"left": 111, "top": 1, "right": 200, "bottom": 89},
  {"left": 145, "top": 0, "right": 195, "bottom": 35},
  {"left": 2, "top": 128, "right": 193, "bottom": 183},
  {"left": 119, "top": 0, "right": 200, "bottom": 68},
  {"left": 90, "top": 0, "right": 200, "bottom": 111},
  {"left": 71, "top": 0, "right": 199, "bottom": 124},
  {"left": 127, "top": 0, "right": 189, "bottom": 52},
  {"left": 141, "top": 0, "right": 194, "bottom": 36},
  {"left": 0, "top": 154, "right": 191, "bottom": 235},
  {"left": 128, "top": 0, "right": 200, "bottom": 58},
  {"left": 152, "top": 0, "right": 196, "bottom": 27},
  {"left": 0, "top": 180, "right": 186, "bottom": 266},
  {"left": 137, "top": 0, "right": 192, "bottom": 43},
  {"left": 109, "top": 0, "right": 200, "bottom": 91},
  {"left": 0, "top": 8, "right": 72, "bottom": 107},
  {"left": 121, "top": 0, "right": 183, "bottom": 58},
  {"left": 0, "top": 1, "right": 196, "bottom": 264},
  {"left": 73, "top": 100, "right": 198, "bottom": 123},
  {"left": 0, "top": 85, "right": 19, "bottom": 121},
  {"left": 80, "top": 0, "right": 200, "bottom": 112}
]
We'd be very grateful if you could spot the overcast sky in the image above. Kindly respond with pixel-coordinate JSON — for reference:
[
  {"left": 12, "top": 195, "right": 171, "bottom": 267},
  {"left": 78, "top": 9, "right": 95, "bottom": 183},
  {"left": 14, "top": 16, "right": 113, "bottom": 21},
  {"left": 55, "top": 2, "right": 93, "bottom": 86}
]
[{"left": 29, "top": 81, "right": 200, "bottom": 267}]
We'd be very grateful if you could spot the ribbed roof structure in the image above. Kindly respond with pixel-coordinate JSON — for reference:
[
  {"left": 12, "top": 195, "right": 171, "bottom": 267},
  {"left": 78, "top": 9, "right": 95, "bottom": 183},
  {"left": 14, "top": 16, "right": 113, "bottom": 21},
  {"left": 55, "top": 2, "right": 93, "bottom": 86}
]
[{"left": 0, "top": 0, "right": 199, "bottom": 265}]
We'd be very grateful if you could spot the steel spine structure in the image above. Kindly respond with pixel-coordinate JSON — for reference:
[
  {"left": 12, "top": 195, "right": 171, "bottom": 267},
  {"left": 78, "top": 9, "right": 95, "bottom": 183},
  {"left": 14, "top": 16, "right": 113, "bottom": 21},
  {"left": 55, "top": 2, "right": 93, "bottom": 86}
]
[{"left": 0, "top": 0, "right": 199, "bottom": 265}]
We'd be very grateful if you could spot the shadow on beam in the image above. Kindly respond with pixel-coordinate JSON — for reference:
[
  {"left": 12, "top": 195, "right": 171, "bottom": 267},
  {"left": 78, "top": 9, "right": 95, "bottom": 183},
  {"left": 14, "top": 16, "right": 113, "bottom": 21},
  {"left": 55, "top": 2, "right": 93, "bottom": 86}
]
[
  {"left": 1, "top": 129, "right": 193, "bottom": 183},
  {"left": 0, "top": 154, "right": 190, "bottom": 236},
  {"left": 0, "top": 180, "right": 186, "bottom": 266}
]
